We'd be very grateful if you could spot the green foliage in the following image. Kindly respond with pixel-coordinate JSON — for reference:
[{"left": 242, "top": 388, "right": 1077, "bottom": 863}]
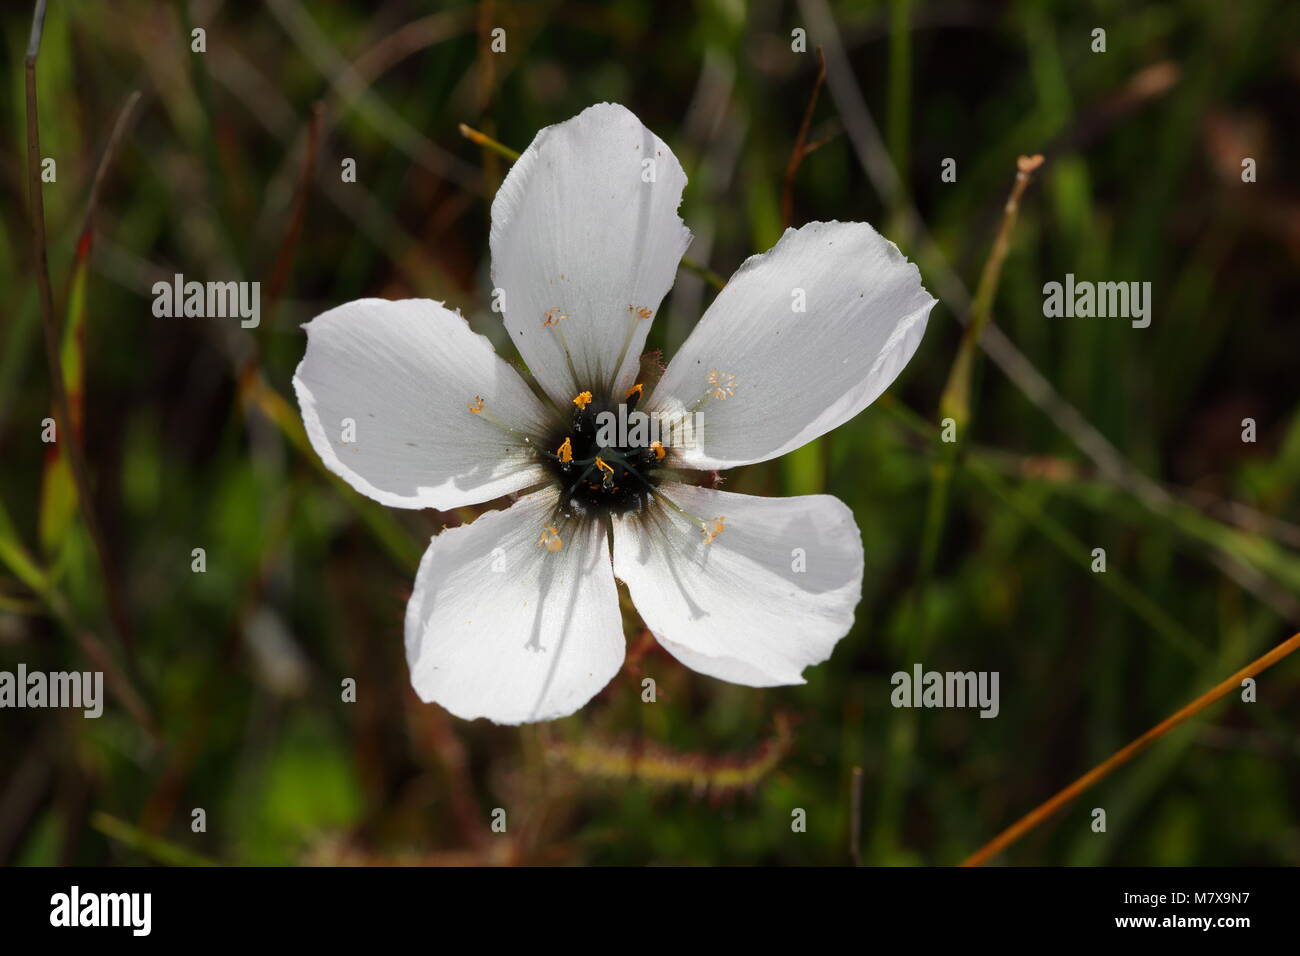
[{"left": 2, "top": 0, "right": 1297, "bottom": 866}]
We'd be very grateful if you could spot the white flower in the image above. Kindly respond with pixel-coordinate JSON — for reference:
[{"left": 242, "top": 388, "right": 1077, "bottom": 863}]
[{"left": 293, "top": 103, "right": 936, "bottom": 724}]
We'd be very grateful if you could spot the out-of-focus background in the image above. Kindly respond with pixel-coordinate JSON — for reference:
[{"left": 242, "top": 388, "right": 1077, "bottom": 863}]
[{"left": 2, "top": 0, "right": 1298, "bottom": 866}]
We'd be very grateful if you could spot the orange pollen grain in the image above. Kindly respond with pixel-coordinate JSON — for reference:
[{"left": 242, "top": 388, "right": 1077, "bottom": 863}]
[{"left": 538, "top": 525, "right": 563, "bottom": 552}]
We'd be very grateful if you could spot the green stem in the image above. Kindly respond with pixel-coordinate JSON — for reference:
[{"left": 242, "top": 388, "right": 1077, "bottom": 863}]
[
  {"left": 93, "top": 812, "right": 219, "bottom": 867},
  {"left": 869, "top": 157, "right": 1044, "bottom": 863}
]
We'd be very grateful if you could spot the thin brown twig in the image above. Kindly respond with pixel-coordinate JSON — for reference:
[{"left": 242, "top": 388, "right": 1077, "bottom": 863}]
[
  {"left": 869, "top": 154, "right": 1048, "bottom": 860},
  {"left": 76, "top": 90, "right": 143, "bottom": 246},
  {"left": 75, "top": 631, "right": 158, "bottom": 741},
  {"left": 59, "top": 89, "right": 142, "bottom": 439},
  {"left": 209, "top": 46, "right": 453, "bottom": 298},
  {"left": 802, "top": 133, "right": 837, "bottom": 155},
  {"left": 26, "top": 0, "right": 134, "bottom": 659},
  {"left": 349, "top": 11, "right": 472, "bottom": 85},
  {"left": 938, "top": 154, "right": 1044, "bottom": 431},
  {"left": 961, "top": 631, "right": 1300, "bottom": 866},
  {"left": 265, "top": 0, "right": 479, "bottom": 191},
  {"left": 782, "top": 46, "right": 828, "bottom": 227}
]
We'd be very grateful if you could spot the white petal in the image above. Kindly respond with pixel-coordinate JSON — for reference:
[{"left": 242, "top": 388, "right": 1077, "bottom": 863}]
[
  {"left": 490, "top": 103, "right": 692, "bottom": 406},
  {"left": 652, "top": 221, "right": 935, "bottom": 469},
  {"left": 612, "top": 483, "right": 863, "bottom": 686},
  {"left": 405, "top": 487, "right": 625, "bottom": 724},
  {"left": 294, "top": 298, "right": 551, "bottom": 510}
]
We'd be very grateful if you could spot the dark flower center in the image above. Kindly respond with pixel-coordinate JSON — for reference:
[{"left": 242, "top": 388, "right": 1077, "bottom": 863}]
[{"left": 545, "top": 387, "right": 664, "bottom": 518}]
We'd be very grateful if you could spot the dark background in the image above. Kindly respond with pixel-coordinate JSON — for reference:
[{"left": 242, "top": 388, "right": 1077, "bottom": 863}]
[{"left": 2, "top": 0, "right": 1298, "bottom": 865}]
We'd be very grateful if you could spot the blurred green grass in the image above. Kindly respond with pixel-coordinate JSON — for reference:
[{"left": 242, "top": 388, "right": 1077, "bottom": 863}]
[{"left": 2, "top": 0, "right": 1299, "bottom": 866}]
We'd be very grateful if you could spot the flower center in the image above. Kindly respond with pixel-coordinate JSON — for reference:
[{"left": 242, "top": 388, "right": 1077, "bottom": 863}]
[{"left": 546, "top": 385, "right": 665, "bottom": 518}]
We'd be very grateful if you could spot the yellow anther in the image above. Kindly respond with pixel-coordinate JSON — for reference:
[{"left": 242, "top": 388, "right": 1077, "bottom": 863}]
[
  {"left": 701, "top": 516, "right": 726, "bottom": 545},
  {"left": 707, "top": 369, "right": 737, "bottom": 400},
  {"left": 626, "top": 305, "right": 652, "bottom": 319},
  {"left": 538, "top": 525, "right": 563, "bottom": 552},
  {"left": 467, "top": 396, "right": 485, "bottom": 413},
  {"left": 572, "top": 390, "right": 593, "bottom": 410},
  {"left": 557, "top": 437, "right": 573, "bottom": 463},
  {"left": 543, "top": 308, "right": 569, "bottom": 327},
  {"left": 625, "top": 383, "right": 644, "bottom": 402},
  {"left": 650, "top": 440, "right": 666, "bottom": 460}
]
